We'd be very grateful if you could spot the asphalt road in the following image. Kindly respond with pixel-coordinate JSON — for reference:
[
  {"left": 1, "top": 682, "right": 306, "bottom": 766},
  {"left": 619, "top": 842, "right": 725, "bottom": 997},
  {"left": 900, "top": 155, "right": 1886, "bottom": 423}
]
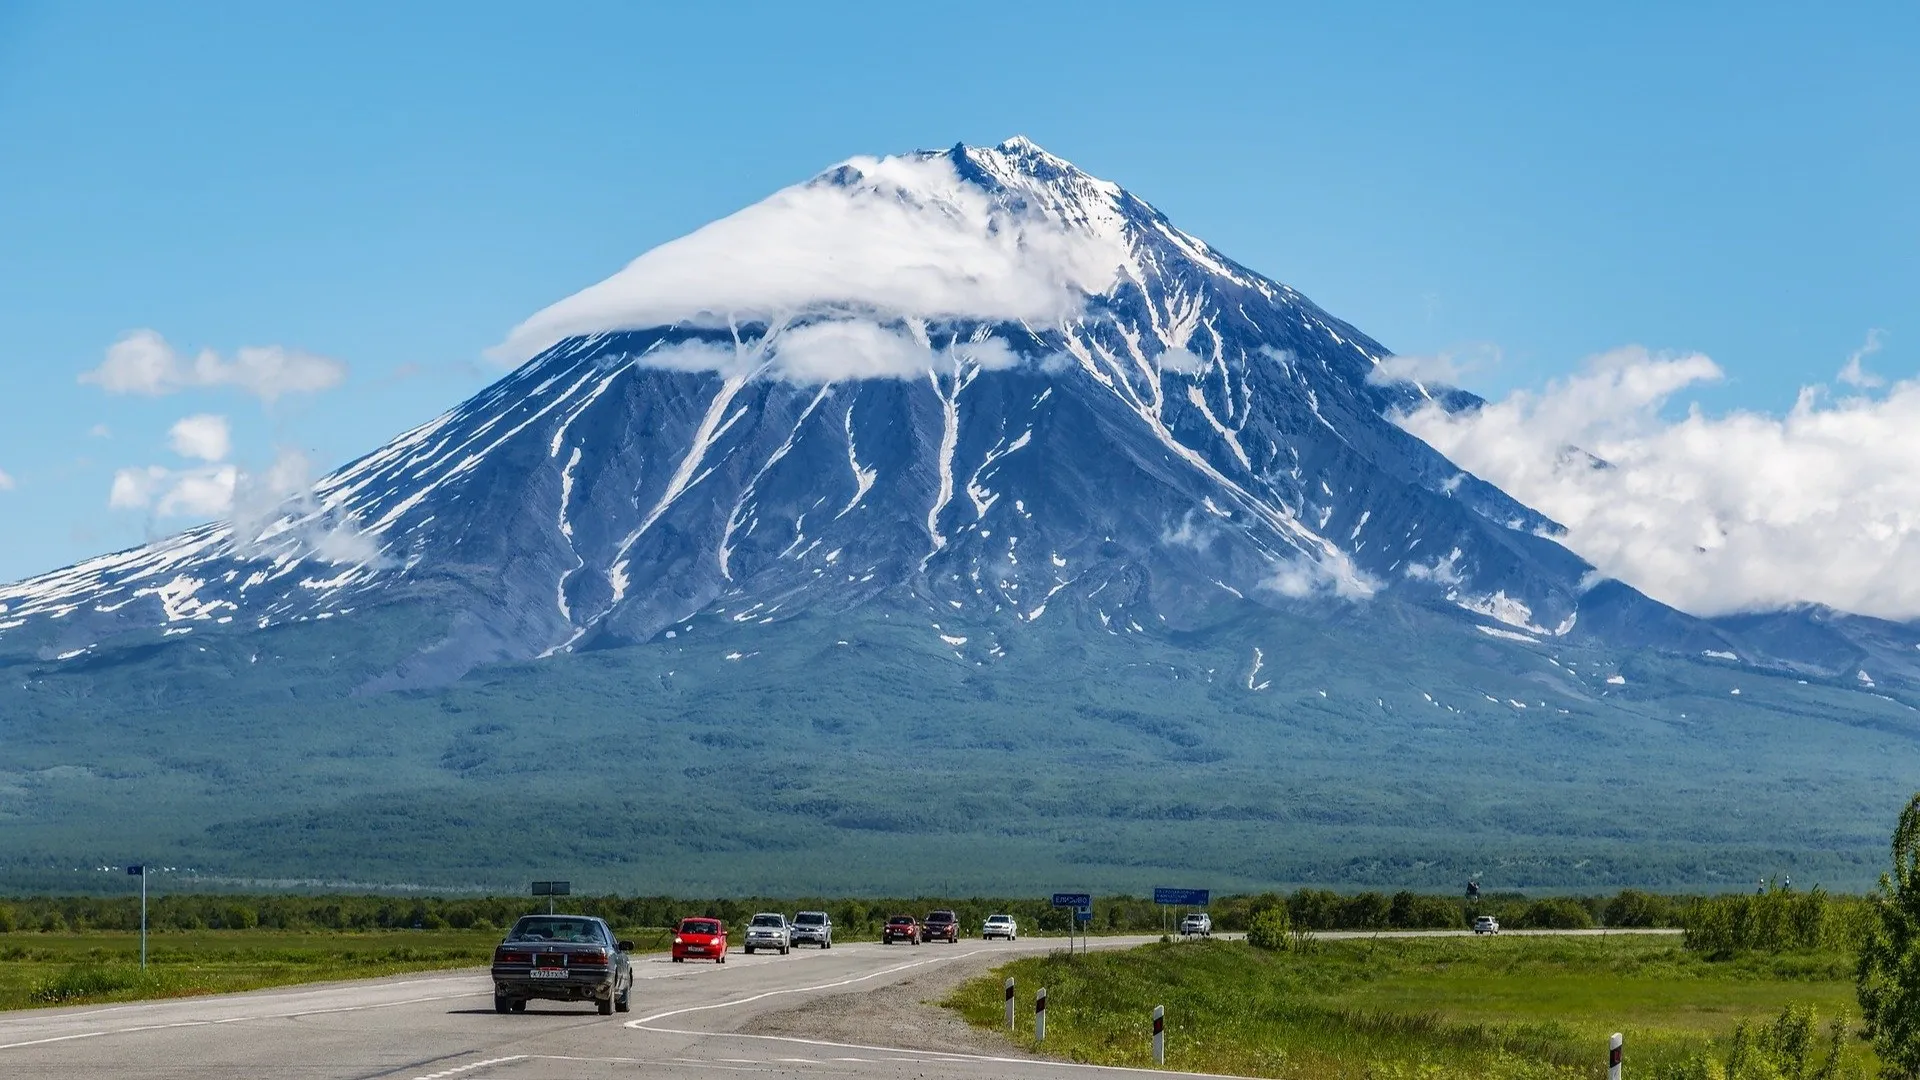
[{"left": 0, "top": 928, "right": 1678, "bottom": 1079}]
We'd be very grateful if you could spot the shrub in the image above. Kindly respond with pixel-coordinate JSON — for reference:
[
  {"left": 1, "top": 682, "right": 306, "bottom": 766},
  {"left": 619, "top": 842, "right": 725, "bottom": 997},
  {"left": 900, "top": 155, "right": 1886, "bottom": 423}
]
[
  {"left": 1858, "top": 792, "right": 1920, "bottom": 1078},
  {"left": 1247, "top": 907, "right": 1292, "bottom": 951},
  {"left": 1605, "top": 889, "right": 1674, "bottom": 928},
  {"left": 1512, "top": 898, "right": 1594, "bottom": 930}
]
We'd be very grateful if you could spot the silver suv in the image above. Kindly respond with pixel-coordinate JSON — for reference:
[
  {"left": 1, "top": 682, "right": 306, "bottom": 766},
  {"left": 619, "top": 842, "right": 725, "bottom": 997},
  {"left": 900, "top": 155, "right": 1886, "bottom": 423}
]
[
  {"left": 744, "top": 913, "right": 790, "bottom": 955},
  {"left": 1179, "top": 913, "right": 1212, "bottom": 937},
  {"left": 790, "top": 910, "right": 833, "bottom": 948}
]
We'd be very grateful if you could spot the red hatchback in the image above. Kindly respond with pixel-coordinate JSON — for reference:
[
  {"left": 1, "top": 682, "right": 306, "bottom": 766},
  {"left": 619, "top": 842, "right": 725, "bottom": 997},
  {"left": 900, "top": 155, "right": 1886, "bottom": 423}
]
[{"left": 672, "top": 917, "right": 727, "bottom": 963}]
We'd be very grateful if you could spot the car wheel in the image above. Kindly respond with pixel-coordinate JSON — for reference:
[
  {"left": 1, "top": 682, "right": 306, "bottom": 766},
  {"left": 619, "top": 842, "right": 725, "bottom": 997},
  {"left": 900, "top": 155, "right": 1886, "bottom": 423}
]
[
  {"left": 673, "top": 955, "right": 684, "bottom": 962},
  {"left": 744, "top": 946, "right": 754, "bottom": 955},
  {"left": 494, "top": 994, "right": 511, "bottom": 1014},
  {"left": 717, "top": 955, "right": 726, "bottom": 963},
  {"left": 510, "top": 1000, "right": 527, "bottom": 1013},
  {"left": 780, "top": 945, "right": 789, "bottom": 955},
  {"left": 824, "top": 940, "right": 832, "bottom": 949},
  {"left": 598, "top": 995, "right": 614, "bottom": 1016}
]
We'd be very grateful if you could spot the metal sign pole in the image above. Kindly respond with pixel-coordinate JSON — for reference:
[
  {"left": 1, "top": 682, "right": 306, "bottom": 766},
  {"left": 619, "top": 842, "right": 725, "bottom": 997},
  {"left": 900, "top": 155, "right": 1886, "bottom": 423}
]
[{"left": 140, "top": 868, "right": 147, "bottom": 972}]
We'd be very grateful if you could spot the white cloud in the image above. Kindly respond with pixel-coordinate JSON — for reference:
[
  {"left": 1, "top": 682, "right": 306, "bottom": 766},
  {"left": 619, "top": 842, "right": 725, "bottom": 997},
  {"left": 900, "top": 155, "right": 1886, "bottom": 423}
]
[
  {"left": 108, "top": 463, "right": 237, "bottom": 517},
  {"left": 167, "top": 414, "right": 231, "bottom": 462},
  {"left": 628, "top": 322, "right": 1025, "bottom": 385},
  {"left": 88, "top": 424, "right": 112, "bottom": 439},
  {"left": 1838, "top": 328, "right": 1887, "bottom": 388},
  {"left": 1261, "top": 550, "right": 1380, "bottom": 602},
  {"left": 1366, "top": 344, "right": 1499, "bottom": 388},
  {"left": 492, "top": 151, "right": 1128, "bottom": 363},
  {"left": 1394, "top": 343, "right": 1920, "bottom": 619},
  {"left": 1156, "top": 347, "right": 1206, "bottom": 375},
  {"left": 81, "top": 330, "right": 347, "bottom": 403},
  {"left": 229, "top": 448, "right": 385, "bottom": 567},
  {"left": 0, "top": 468, "right": 14, "bottom": 491}
]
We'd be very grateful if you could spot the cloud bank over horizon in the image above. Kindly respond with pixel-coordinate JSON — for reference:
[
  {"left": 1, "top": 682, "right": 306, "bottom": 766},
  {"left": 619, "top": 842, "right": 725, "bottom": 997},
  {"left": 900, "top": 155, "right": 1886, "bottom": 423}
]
[
  {"left": 82, "top": 330, "right": 348, "bottom": 403},
  {"left": 493, "top": 152, "right": 1128, "bottom": 364},
  {"left": 1396, "top": 341, "right": 1920, "bottom": 620}
]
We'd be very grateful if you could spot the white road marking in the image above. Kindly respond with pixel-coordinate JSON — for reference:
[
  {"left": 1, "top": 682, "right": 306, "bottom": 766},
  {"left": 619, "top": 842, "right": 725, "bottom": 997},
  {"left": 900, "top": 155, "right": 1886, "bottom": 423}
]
[
  {"left": 0, "top": 1031, "right": 106, "bottom": 1052},
  {"left": 409, "top": 1056, "right": 526, "bottom": 1080},
  {"left": 628, "top": 950, "right": 979, "bottom": 1026}
]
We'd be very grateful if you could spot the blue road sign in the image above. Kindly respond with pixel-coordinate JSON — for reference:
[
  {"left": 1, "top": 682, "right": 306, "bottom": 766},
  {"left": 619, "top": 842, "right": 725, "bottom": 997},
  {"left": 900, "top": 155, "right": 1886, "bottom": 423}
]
[
  {"left": 1075, "top": 908, "right": 1093, "bottom": 922},
  {"left": 1153, "top": 888, "right": 1209, "bottom": 906},
  {"left": 1050, "top": 892, "right": 1091, "bottom": 908},
  {"left": 127, "top": 865, "right": 144, "bottom": 876}
]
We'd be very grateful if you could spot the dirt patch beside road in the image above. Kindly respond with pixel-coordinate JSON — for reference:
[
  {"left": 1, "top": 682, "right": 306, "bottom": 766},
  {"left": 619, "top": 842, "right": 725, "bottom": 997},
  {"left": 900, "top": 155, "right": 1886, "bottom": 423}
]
[{"left": 750, "top": 947, "right": 1036, "bottom": 1059}]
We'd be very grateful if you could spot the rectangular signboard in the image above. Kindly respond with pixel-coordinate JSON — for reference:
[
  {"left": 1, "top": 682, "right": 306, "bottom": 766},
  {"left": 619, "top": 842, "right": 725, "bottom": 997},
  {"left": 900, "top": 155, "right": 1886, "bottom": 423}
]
[
  {"left": 1050, "top": 892, "right": 1091, "bottom": 908},
  {"left": 1075, "top": 908, "right": 1093, "bottom": 922},
  {"left": 531, "top": 880, "right": 572, "bottom": 896},
  {"left": 1153, "top": 888, "right": 1209, "bottom": 907}
]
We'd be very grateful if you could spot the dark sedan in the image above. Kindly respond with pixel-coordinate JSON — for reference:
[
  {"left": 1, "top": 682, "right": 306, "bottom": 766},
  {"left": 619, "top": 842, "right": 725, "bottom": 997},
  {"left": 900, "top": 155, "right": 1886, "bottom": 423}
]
[{"left": 491, "top": 915, "right": 635, "bottom": 1016}]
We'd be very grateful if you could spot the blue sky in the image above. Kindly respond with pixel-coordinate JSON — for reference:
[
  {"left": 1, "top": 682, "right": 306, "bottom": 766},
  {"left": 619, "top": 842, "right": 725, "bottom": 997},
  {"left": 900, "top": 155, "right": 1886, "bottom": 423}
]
[{"left": 0, "top": 1, "right": 1913, "bottom": 585}]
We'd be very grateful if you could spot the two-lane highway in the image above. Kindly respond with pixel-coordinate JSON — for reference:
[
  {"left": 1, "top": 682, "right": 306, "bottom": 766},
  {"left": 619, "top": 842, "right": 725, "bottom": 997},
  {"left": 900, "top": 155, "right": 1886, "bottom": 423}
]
[{"left": 0, "top": 935, "right": 1184, "bottom": 1079}]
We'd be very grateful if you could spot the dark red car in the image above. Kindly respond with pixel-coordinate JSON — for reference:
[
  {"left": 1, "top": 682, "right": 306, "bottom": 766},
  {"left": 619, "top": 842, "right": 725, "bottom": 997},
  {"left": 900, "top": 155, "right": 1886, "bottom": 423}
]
[
  {"left": 882, "top": 914, "right": 919, "bottom": 945},
  {"left": 672, "top": 917, "right": 728, "bottom": 963},
  {"left": 921, "top": 910, "right": 960, "bottom": 943}
]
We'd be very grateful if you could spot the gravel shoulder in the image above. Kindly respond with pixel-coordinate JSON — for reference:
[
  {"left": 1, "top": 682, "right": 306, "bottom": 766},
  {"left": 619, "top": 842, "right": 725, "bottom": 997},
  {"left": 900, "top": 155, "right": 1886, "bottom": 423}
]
[{"left": 748, "top": 947, "right": 1037, "bottom": 1059}]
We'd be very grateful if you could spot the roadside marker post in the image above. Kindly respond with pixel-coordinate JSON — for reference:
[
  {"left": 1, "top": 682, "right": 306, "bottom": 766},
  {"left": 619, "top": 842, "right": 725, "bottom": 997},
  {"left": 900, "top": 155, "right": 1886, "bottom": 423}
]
[
  {"left": 1036, "top": 987, "right": 1048, "bottom": 1042},
  {"left": 1152, "top": 1004, "right": 1166, "bottom": 1065},
  {"left": 127, "top": 865, "right": 146, "bottom": 971},
  {"left": 1609, "top": 1032, "right": 1623, "bottom": 1080},
  {"left": 1005, "top": 977, "right": 1016, "bottom": 1030}
]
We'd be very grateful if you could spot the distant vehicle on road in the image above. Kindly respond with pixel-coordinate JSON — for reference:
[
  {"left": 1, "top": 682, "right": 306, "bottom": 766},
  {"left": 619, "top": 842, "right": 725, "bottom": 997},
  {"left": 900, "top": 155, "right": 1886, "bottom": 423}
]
[
  {"left": 790, "top": 910, "right": 833, "bottom": 948},
  {"left": 921, "top": 909, "right": 960, "bottom": 943},
  {"left": 882, "top": 914, "right": 919, "bottom": 944},
  {"left": 744, "top": 912, "right": 790, "bottom": 955},
  {"left": 1179, "top": 913, "right": 1212, "bottom": 937},
  {"left": 491, "top": 915, "right": 634, "bottom": 1016},
  {"left": 982, "top": 914, "right": 1018, "bottom": 941},
  {"left": 1473, "top": 915, "right": 1500, "bottom": 935},
  {"left": 672, "top": 917, "right": 728, "bottom": 963}
]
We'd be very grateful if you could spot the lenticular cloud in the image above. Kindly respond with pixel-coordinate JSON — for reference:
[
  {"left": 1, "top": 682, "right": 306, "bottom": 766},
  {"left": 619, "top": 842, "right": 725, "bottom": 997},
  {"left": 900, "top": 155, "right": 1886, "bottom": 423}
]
[
  {"left": 1395, "top": 346, "right": 1920, "bottom": 620},
  {"left": 492, "top": 152, "right": 1127, "bottom": 364}
]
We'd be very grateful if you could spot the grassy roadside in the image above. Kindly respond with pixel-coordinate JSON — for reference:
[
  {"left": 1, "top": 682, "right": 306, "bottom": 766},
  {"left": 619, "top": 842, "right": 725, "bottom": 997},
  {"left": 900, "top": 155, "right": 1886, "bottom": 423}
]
[
  {"left": 0, "top": 927, "right": 672, "bottom": 1011},
  {"left": 944, "top": 936, "right": 1870, "bottom": 1079}
]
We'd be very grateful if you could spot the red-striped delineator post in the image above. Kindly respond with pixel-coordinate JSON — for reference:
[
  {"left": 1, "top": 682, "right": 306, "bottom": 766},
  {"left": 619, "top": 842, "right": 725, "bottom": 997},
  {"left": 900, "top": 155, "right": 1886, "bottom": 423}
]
[
  {"left": 1036, "top": 987, "right": 1048, "bottom": 1042},
  {"left": 1609, "top": 1032, "right": 1623, "bottom": 1080},
  {"left": 1152, "top": 1005, "right": 1165, "bottom": 1065},
  {"left": 1005, "top": 978, "right": 1016, "bottom": 1030}
]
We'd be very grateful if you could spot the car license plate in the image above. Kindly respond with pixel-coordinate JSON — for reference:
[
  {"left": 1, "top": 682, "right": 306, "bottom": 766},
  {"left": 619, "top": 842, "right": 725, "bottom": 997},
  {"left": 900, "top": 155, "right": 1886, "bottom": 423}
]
[
  {"left": 530, "top": 968, "right": 568, "bottom": 978},
  {"left": 687, "top": 946, "right": 706, "bottom": 953}
]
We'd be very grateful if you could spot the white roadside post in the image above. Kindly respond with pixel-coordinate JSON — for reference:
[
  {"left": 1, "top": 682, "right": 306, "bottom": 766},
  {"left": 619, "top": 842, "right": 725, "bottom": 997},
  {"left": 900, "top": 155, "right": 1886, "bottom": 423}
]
[
  {"left": 1035, "top": 988, "right": 1048, "bottom": 1042},
  {"left": 1609, "top": 1032, "right": 1623, "bottom": 1080},
  {"left": 127, "top": 864, "right": 147, "bottom": 972},
  {"left": 1005, "top": 977, "right": 1016, "bottom": 1030},
  {"left": 1152, "top": 1005, "right": 1166, "bottom": 1065}
]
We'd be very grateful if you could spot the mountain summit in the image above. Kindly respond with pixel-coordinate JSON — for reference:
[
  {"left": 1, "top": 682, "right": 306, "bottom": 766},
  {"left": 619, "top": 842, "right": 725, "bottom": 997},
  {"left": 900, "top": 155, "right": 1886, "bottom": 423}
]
[{"left": 2, "top": 138, "right": 1696, "bottom": 680}]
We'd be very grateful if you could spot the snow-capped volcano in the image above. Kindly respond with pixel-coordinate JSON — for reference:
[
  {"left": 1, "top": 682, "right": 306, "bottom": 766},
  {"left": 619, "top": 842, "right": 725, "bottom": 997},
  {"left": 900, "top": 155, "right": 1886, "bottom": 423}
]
[{"left": 3, "top": 138, "right": 1727, "bottom": 679}]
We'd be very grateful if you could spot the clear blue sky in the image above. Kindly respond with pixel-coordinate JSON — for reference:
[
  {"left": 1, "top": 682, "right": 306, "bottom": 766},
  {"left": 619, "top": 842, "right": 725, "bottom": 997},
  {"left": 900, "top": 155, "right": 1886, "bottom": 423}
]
[{"left": 0, "top": 1, "right": 1913, "bottom": 584}]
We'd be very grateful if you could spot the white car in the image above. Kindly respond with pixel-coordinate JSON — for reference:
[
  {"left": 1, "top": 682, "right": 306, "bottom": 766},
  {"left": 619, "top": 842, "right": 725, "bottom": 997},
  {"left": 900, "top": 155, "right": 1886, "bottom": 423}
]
[
  {"left": 981, "top": 914, "right": 1018, "bottom": 940},
  {"left": 744, "top": 913, "right": 790, "bottom": 954},
  {"left": 1179, "top": 913, "right": 1212, "bottom": 937},
  {"left": 1473, "top": 915, "right": 1500, "bottom": 935}
]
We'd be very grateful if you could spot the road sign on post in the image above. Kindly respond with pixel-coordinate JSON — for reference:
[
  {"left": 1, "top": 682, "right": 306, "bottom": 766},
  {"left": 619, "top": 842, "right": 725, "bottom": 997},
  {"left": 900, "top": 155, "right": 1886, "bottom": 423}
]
[
  {"left": 531, "top": 880, "right": 572, "bottom": 914},
  {"left": 128, "top": 865, "right": 146, "bottom": 971},
  {"left": 1051, "top": 893, "right": 1091, "bottom": 953}
]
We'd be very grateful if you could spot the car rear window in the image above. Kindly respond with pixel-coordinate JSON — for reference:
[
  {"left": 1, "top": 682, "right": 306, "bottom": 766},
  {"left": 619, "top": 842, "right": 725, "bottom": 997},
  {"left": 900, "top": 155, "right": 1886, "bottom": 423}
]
[
  {"left": 508, "top": 918, "right": 602, "bottom": 943},
  {"left": 682, "top": 920, "right": 720, "bottom": 934}
]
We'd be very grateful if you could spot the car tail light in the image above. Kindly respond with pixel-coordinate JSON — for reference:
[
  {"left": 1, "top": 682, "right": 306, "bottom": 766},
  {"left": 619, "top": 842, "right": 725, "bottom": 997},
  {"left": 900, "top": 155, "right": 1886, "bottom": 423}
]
[
  {"left": 570, "top": 950, "right": 608, "bottom": 967},
  {"left": 495, "top": 948, "right": 532, "bottom": 964}
]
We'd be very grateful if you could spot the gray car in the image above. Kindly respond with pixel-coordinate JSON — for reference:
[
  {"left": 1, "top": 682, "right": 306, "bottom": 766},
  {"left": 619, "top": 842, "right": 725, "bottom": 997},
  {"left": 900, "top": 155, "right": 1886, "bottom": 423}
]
[
  {"left": 743, "top": 912, "right": 790, "bottom": 954},
  {"left": 490, "top": 915, "right": 634, "bottom": 1016},
  {"left": 790, "top": 910, "right": 833, "bottom": 948}
]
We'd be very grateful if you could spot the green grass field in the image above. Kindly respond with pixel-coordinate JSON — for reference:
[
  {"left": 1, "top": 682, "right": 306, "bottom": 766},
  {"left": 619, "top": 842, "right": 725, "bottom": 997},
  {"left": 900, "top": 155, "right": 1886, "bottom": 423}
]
[
  {"left": 945, "top": 936, "right": 1870, "bottom": 1079},
  {"left": 0, "top": 927, "right": 671, "bottom": 1011}
]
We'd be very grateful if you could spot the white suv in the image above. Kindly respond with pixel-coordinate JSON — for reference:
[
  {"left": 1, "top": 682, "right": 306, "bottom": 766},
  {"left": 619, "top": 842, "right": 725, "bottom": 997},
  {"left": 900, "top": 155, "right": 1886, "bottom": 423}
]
[
  {"left": 744, "top": 913, "right": 790, "bottom": 954},
  {"left": 1179, "top": 913, "right": 1212, "bottom": 937},
  {"left": 1473, "top": 915, "right": 1500, "bottom": 935},
  {"left": 982, "top": 914, "right": 1018, "bottom": 940}
]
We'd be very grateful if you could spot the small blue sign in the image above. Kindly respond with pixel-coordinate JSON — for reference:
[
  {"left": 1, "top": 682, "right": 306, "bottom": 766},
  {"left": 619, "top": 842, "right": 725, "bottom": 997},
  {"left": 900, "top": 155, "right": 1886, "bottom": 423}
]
[
  {"left": 1153, "top": 888, "right": 1209, "bottom": 907},
  {"left": 1075, "top": 907, "right": 1093, "bottom": 922},
  {"left": 127, "top": 865, "right": 144, "bottom": 876},
  {"left": 1050, "top": 892, "right": 1091, "bottom": 908}
]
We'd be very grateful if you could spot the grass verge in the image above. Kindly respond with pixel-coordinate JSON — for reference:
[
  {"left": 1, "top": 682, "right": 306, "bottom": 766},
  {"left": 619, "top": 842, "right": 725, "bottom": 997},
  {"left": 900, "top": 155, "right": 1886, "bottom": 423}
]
[
  {"left": 944, "top": 936, "right": 1869, "bottom": 1079},
  {"left": 0, "top": 927, "right": 672, "bottom": 1010}
]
